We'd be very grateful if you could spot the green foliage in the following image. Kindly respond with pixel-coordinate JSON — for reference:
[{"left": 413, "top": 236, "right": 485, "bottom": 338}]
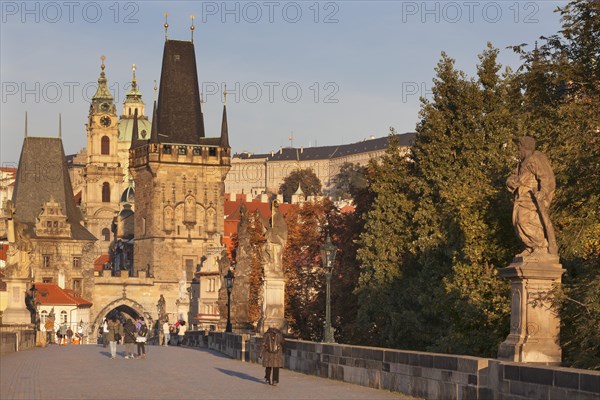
[
  {"left": 279, "top": 169, "right": 322, "bottom": 203},
  {"left": 325, "top": 162, "right": 368, "bottom": 201},
  {"left": 352, "top": 0, "right": 599, "bottom": 368}
]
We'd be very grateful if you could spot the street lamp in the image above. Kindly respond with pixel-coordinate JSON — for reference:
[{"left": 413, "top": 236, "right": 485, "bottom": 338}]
[
  {"left": 320, "top": 234, "right": 337, "bottom": 343},
  {"left": 224, "top": 269, "right": 235, "bottom": 333}
]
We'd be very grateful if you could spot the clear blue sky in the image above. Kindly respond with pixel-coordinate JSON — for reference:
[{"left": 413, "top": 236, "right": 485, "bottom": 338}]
[{"left": 1, "top": 1, "right": 565, "bottom": 165}]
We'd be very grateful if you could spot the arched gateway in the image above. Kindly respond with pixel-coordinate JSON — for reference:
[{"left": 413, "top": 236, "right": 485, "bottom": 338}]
[{"left": 90, "top": 298, "right": 154, "bottom": 343}]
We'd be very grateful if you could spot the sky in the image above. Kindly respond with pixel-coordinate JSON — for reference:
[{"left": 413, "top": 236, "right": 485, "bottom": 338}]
[{"left": 0, "top": 1, "right": 566, "bottom": 166}]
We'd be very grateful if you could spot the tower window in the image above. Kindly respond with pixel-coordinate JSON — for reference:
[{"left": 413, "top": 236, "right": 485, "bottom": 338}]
[
  {"left": 209, "top": 148, "right": 217, "bottom": 157},
  {"left": 102, "top": 182, "right": 111, "bottom": 202},
  {"left": 43, "top": 255, "right": 51, "bottom": 268},
  {"left": 102, "top": 228, "right": 111, "bottom": 241},
  {"left": 101, "top": 136, "right": 110, "bottom": 155},
  {"left": 178, "top": 146, "right": 187, "bottom": 155},
  {"left": 72, "top": 257, "right": 81, "bottom": 269}
]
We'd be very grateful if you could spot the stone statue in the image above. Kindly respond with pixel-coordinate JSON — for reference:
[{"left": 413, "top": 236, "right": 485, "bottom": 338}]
[
  {"left": 260, "top": 200, "right": 288, "bottom": 274},
  {"left": 507, "top": 136, "right": 557, "bottom": 258},
  {"left": 157, "top": 294, "right": 166, "bottom": 320}
]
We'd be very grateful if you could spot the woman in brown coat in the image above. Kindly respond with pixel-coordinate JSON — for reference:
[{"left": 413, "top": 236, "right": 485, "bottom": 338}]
[{"left": 260, "top": 327, "right": 285, "bottom": 386}]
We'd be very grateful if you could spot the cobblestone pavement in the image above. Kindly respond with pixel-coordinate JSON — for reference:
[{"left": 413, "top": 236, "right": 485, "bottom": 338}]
[{"left": 1, "top": 344, "right": 416, "bottom": 400}]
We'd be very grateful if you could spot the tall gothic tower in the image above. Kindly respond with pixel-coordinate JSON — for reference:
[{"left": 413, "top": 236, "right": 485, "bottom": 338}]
[
  {"left": 129, "top": 39, "right": 231, "bottom": 291},
  {"left": 84, "top": 57, "right": 124, "bottom": 253}
]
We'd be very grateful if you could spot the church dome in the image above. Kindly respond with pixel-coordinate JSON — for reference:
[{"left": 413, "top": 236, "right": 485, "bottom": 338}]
[
  {"left": 120, "top": 185, "right": 135, "bottom": 204},
  {"left": 118, "top": 204, "right": 134, "bottom": 219},
  {"left": 118, "top": 117, "right": 152, "bottom": 142}
]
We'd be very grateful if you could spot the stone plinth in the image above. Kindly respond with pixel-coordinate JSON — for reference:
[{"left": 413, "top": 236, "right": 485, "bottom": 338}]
[
  {"left": 498, "top": 256, "right": 565, "bottom": 365},
  {"left": 2, "top": 278, "right": 33, "bottom": 324},
  {"left": 257, "top": 277, "right": 286, "bottom": 334}
]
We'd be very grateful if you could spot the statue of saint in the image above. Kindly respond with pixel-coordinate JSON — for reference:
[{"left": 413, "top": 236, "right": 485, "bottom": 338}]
[
  {"left": 157, "top": 295, "right": 166, "bottom": 320},
  {"left": 260, "top": 200, "right": 288, "bottom": 273},
  {"left": 507, "top": 136, "right": 557, "bottom": 258}
]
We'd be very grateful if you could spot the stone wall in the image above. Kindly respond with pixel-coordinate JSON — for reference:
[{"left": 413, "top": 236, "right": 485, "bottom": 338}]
[
  {"left": 207, "top": 332, "right": 600, "bottom": 400},
  {"left": 0, "top": 326, "right": 36, "bottom": 355}
]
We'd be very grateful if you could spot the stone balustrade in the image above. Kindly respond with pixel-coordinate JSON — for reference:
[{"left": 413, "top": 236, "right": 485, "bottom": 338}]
[{"left": 203, "top": 332, "right": 600, "bottom": 400}]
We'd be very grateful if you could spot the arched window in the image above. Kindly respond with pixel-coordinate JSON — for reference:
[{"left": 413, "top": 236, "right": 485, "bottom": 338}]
[
  {"left": 41, "top": 310, "right": 48, "bottom": 324},
  {"left": 102, "top": 228, "right": 111, "bottom": 241},
  {"left": 60, "top": 310, "right": 67, "bottom": 323},
  {"left": 101, "top": 136, "right": 110, "bottom": 155},
  {"left": 102, "top": 182, "right": 110, "bottom": 202}
]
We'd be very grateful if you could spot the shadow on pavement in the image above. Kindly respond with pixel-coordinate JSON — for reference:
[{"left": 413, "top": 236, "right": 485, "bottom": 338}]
[
  {"left": 99, "top": 351, "right": 112, "bottom": 358},
  {"left": 215, "top": 367, "right": 264, "bottom": 384}
]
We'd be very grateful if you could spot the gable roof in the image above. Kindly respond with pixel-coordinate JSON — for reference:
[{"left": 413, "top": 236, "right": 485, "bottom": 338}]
[
  {"left": 12, "top": 137, "right": 96, "bottom": 241},
  {"left": 35, "top": 282, "right": 93, "bottom": 307}
]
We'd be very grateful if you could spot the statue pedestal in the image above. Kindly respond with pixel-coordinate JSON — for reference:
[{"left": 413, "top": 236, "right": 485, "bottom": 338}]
[
  {"left": 2, "top": 277, "right": 32, "bottom": 325},
  {"left": 257, "top": 276, "right": 287, "bottom": 334},
  {"left": 498, "top": 256, "right": 565, "bottom": 365}
]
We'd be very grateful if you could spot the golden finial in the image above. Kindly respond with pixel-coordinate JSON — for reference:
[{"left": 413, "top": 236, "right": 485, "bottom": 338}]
[
  {"left": 223, "top": 84, "right": 227, "bottom": 106},
  {"left": 154, "top": 79, "right": 157, "bottom": 101},
  {"left": 100, "top": 55, "right": 106, "bottom": 71},
  {"left": 131, "top": 64, "right": 137, "bottom": 89},
  {"left": 190, "top": 15, "right": 195, "bottom": 43},
  {"left": 164, "top": 12, "right": 169, "bottom": 41}
]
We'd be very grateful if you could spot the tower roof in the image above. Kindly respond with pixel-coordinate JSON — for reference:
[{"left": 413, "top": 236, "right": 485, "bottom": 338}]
[
  {"left": 92, "top": 56, "right": 114, "bottom": 102},
  {"left": 12, "top": 137, "right": 95, "bottom": 241},
  {"left": 220, "top": 104, "right": 229, "bottom": 148},
  {"left": 155, "top": 39, "right": 205, "bottom": 144}
]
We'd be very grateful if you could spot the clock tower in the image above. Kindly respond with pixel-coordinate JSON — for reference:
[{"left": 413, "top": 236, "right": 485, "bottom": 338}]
[{"left": 83, "top": 56, "right": 124, "bottom": 253}]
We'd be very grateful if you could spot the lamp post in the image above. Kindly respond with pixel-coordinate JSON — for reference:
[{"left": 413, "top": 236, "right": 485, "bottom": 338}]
[
  {"left": 320, "top": 234, "right": 337, "bottom": 343},
  {"left": 224, "top": 269, "right": 235, "bottom": 333}
]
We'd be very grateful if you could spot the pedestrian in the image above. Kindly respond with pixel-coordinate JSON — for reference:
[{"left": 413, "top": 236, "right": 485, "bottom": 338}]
[
  {"left": 45, "top": 317, "right": 55, "bottom": 344},
  {"left": 66, "top": 326, "right": 73, "bottom": 345},
  {"left": 177, "top": 320, "right": 187, "bottom": 346},
  {"left": 162, "top": 320, "right": 170, "bottom": 346},
  {"left": 59, "top": 323, "right": 68, "bottom": 345},
  {"left": 260, "top": 327, "right": 285, "bottom": 386},
  {"left": 136, "top": 321, "right": 148, "bottom": 359},
  {"left": 123, "top": 318, "right": 137, "bottom": 359},
  {"left": 102, "top": 319, "right": 109, "bottom": 348},
  {"left": 77, "top": 323, "right": 85, "bottom": 344},
  {"left": 107, "top": 316, "right": 123, "bottom": 359}
]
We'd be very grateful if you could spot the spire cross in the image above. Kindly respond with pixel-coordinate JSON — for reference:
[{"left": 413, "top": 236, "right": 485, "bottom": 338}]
[
  {"left": 164, "top": 12, "right": 169, "bottom": 41},
  {"left": 132, "top": 64, "right": 137, "bottom": 89},
  {"left": 154, "top": 80, "right": 157, "bottom": 101},
  {"left": 190, "top": 15, "right": 195, "bottom": 43},
  {"left": 223, "top": 84, "right": 227, "bottom": 106},
  {"left": 100, "top": 55, "right": 106, "bottom": 71}
]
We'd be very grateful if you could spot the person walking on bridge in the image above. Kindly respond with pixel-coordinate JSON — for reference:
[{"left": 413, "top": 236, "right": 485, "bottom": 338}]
[
  {"left": 107, "top": 316, "right": 123, "bottom": 359},
  {"left": 260, "top": 327, "right": 285, "bottom": 386}
]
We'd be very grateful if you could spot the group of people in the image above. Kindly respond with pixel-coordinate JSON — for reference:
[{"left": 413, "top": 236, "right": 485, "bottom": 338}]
[
  {"left": 101, "top": 316, "right": 149, "bottom": 359},
  {"left": 161, "top": 319, "right": 186, "bottom": 346},
  {"left": 43, "top": 318, "right": 86, "bottom": 345}
]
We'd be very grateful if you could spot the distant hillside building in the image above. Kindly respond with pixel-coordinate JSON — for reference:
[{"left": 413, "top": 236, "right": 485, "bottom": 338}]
[{"left": 225, "top": 133, "right": 415, "bottom": 196}]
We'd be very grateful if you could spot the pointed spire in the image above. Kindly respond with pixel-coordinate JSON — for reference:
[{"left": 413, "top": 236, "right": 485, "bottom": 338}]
[
  {"left": 93, "top": 55, "right": 114, "bottom": 101},
  {"left": 150, "top": 101, "right": 158, "bottom": 143},
  {"left": 24, "top": 111, "right": 28, "bottom": 137},
  {"left": 294, "top": 182, "right": 304, "bottom": 195},
  {"left": 132, "top": 108, "right": 139, "bottom": 139},
  {"left": 164, "top": 12, "right": 169, "bottom": 42},
  {"left": 129, "top": 108, "right": 147, "bottom": 150},
  {"left": 58, "top": 114, "right": 62, "bottom": 138},
  {"left": 190, "top": 15, "right": 195, "bottom": 43},
  {"left": 223, "top": 84, "right": 227, "bottom": 106},
  {"left": 220, "top": 101, "right": 229, "bottom": 148}
]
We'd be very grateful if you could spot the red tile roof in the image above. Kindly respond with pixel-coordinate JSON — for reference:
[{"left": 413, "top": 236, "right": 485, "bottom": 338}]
[
  {"left": 94, "top": 254, "right": 110, "bottom": 271},
  {"left": 34, "top": 283, "right": 92, "bottom": 307}
]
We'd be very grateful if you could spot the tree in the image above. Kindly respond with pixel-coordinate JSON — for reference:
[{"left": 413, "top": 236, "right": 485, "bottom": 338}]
[
  {"left": 512, "top": 0, "right": 600, "bottom": 369},
  {"left": 283, "top": 199, "right": 332, "bottom": 340},
  {"left": 325, "top": 162, "right": 368, "bottom": 201},
  {"left": 279, "top": 169, "right": 322, "bottom": 203}
]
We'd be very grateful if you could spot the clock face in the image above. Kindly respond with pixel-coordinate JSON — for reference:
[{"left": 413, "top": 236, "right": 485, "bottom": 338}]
[{"left": 100, "top": 116, "right": 111, "bottom": 127}]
